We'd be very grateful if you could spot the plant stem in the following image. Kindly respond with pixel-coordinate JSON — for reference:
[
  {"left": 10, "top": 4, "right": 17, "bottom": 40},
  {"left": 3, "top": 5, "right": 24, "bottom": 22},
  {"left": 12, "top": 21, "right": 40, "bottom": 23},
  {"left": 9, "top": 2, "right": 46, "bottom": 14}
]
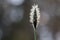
[{"left": 34, "top": 29, "right": 36, "bottom": 40}]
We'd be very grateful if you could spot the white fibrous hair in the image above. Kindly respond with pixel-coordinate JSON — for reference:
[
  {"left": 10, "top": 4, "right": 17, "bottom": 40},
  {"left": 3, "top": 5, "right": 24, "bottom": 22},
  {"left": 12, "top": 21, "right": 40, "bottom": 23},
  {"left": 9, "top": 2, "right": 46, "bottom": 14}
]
[
  {"left": 35, "top": 4, "right": 40, "bottom": 28},
  {"left": 29, "top": 4, "right": 40, "bottom": 29}
]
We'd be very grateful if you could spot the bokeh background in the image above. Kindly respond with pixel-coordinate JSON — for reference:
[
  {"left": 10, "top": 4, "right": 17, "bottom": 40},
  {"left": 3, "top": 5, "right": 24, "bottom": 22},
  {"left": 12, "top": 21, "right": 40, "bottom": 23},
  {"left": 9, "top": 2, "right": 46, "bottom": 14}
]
[{"left": 0, "top": 0, "right": 34, "bottom": 40}]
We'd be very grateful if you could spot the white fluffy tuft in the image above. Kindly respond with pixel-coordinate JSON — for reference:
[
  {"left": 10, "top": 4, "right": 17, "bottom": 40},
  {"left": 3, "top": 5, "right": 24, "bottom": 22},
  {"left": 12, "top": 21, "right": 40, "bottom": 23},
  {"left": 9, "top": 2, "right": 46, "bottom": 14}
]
[{"left": 29, "top": 4, "right": 40, "bottom": 28}]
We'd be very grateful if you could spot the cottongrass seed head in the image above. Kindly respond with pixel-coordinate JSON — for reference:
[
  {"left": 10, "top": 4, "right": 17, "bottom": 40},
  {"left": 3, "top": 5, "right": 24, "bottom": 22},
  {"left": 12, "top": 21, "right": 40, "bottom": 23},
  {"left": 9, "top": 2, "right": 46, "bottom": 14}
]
[{"left": 29, "top": 4, "right": 40, "bottom": 29}]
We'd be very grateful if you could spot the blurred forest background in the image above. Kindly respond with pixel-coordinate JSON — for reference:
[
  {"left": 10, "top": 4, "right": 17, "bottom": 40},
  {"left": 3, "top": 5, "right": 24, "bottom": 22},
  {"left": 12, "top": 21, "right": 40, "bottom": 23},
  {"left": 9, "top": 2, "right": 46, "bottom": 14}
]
[{"left": 0, "top": 0, "right": 34, "bottom": 40}]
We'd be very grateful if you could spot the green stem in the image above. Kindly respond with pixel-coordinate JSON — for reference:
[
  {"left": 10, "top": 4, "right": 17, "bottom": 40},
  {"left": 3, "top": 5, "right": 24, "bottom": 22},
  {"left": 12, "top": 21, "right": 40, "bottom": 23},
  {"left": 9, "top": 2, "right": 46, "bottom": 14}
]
[
  {"left": 34, "top": 28, "right": 36, "bottom": 40},
  {"left": 32, "top": 24, "right": 36, "bottom": 40}
]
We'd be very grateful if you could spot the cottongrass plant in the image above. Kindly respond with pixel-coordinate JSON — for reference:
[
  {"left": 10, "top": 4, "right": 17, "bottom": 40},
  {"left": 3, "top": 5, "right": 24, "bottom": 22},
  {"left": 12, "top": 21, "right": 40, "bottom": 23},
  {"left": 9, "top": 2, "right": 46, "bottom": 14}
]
[{"left": 29, "top": 4, "right": 40, "bottom": 40}]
